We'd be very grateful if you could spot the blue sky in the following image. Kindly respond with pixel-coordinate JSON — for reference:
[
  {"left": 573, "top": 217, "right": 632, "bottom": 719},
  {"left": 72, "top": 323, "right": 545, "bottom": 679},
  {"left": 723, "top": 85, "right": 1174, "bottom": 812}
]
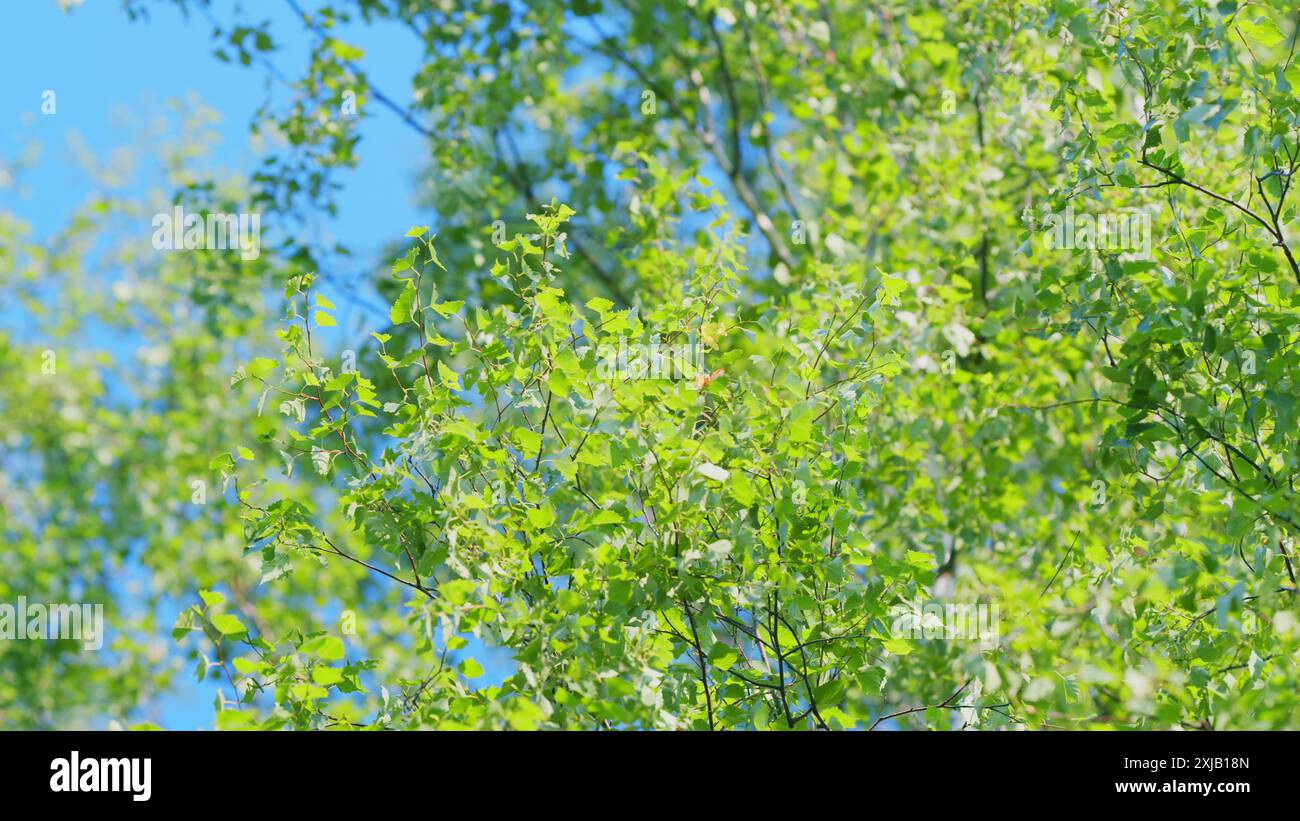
[
  {"left": 0, "top": 0, "right": 435, "bottom": 253},
  {"left": 0, "top": 0, "right": 519, "bottom": 729}
]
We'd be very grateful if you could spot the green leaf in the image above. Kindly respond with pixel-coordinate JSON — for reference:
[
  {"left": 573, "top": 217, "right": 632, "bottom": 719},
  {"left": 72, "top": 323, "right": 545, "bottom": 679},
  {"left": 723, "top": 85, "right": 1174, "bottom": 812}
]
[
  {"left": 211, "top": 614, "right": 247, "bottom": 637},
  {"left": 199, "top": 590, "right": 225, "bottom": 608},
  {"left": 526, "top": 506, "right": 556, "bottom": 529},
  {"left": 437, "top": 360, "right": 460, "bottom": 390},
  {"left": 312, "top": 666, "right": 345, "bottom": 686},
  {"left": 1237, "top": 16, "right": 1285, "bottom": 48},
  {"left": 390, "top": 280, "right": 417, "bottom": 325},
  {"left": 247, "top": 357, "right": 279, "bottom": 380},
  {"left": 303, "top": 635, "right": 346, "bottom": 661},
  {"left": 430, "top": 299, "right": 464, "bottom": 318}
]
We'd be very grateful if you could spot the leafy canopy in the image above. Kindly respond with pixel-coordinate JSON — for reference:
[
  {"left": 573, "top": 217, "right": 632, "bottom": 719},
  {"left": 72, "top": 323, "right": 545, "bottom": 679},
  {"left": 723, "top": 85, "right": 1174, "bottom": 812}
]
[{"left": 5, "top": 0, "right": 1300, "bottom": 729}]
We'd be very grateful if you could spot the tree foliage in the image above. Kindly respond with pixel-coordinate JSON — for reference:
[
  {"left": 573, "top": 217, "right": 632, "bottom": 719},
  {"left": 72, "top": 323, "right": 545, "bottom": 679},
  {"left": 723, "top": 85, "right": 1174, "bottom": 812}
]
[{"left": 5, "top": 0, "right": 1300, "bottom": 729}]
